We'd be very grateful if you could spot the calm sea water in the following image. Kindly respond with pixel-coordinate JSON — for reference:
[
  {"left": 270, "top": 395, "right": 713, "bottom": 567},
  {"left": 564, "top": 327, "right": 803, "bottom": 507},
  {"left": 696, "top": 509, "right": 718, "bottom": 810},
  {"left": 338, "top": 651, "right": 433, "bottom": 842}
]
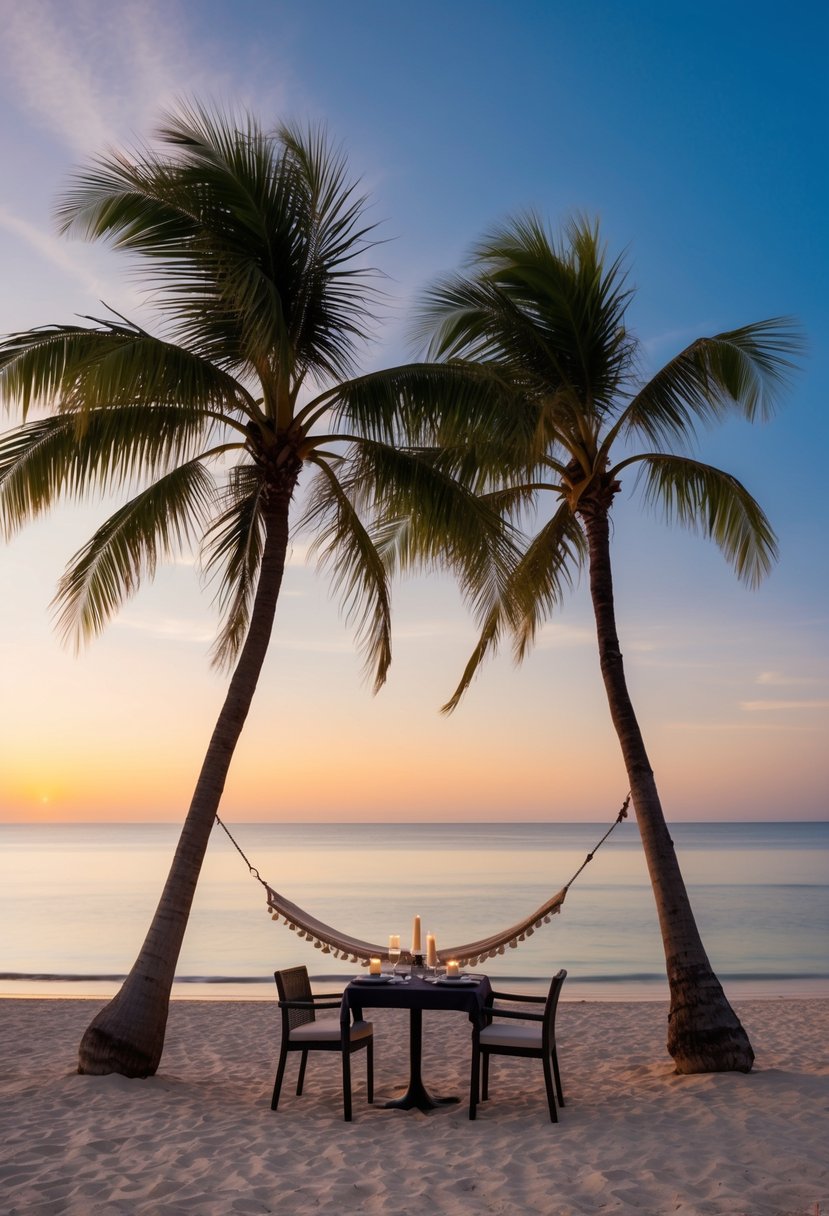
[{"left": 1, "top": 820, "right": 827, "bottom": 1001}]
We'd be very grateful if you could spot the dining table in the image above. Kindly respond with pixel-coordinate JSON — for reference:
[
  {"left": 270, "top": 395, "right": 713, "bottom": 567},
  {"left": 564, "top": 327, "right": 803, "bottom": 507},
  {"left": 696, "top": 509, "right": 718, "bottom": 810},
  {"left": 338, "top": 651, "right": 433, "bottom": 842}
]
[{"left": 342, "top": 972, "right": 493, "bottom": 1112}]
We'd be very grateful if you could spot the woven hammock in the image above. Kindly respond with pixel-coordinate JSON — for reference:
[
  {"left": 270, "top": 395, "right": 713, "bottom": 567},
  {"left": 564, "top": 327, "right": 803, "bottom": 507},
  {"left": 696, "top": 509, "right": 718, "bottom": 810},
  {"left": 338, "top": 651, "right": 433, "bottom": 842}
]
[
  {"left": 264, "top": 882, "right": 569, "bottom": 968},
  {"left": 217, "top": 796, "right": 629, "bottom": 969}
]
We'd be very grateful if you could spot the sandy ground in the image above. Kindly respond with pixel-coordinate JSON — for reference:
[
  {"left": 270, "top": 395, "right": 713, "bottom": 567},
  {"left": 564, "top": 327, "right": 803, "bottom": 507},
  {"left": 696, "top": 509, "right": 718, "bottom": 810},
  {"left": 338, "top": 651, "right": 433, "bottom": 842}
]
[{"left": 0, "top": 996, "right": 826, "bottom": 1215}]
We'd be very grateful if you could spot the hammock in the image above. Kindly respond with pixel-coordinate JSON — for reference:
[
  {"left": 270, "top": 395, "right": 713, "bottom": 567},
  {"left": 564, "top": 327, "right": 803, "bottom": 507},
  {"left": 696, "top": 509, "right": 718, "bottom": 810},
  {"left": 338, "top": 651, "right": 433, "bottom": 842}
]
[{"left": 216, "top": 796, "right": 629, "bottom": 969}]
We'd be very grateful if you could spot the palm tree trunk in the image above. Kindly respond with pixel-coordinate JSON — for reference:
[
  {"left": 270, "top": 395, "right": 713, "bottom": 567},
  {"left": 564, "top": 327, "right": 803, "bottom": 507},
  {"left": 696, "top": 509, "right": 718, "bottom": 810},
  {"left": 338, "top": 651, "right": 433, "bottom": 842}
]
[
  {"left": 579, "top": 497, "right": 754, "bottom": 1073},
  {"left": 77, "top": 479, "right": 297, "bottom": 1077}
]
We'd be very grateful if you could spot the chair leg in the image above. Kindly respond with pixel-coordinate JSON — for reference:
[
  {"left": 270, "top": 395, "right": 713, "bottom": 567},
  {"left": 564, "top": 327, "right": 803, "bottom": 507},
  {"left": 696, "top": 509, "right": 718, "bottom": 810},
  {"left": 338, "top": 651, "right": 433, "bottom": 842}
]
[
  {"left": 542, "top": 1052, "right": 558, "bottom": 1123},
  {"left": 552, "top": 1047, "right": 564, "bottom": 1107},
  {"left": 296, "top": 1049, "right": 308, "bottom": 1096},
  {"left": 366, "top": 1039, "right": 374, "bottom": 1104},
  {"left": 469, "top": 1041, "right": 480, "bottom": 1120},
  {"left": 271, "top": 1042, "right": 288, "bottom": 1111},
  {"left": 342, "top": 1048, "right": 353, "bottom": 1122},
  {"left": 482, "top": 1053, "right": 490, "bottom": 1101}
]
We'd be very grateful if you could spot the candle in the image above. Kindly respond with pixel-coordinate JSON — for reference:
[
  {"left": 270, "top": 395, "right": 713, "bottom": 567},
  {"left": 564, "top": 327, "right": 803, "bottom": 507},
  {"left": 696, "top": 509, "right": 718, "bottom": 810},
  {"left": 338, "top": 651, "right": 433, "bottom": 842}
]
[
  {"left": 446, "top": 959, "right": 460, "bottom": 978},
  {"left": 369, "top": 957, "right": 382, "bottom": 976},
  {"left": 426, "top": 933, "right": 437, "bottom": 967},
  {"left": 412, "top": 915, "right": 422, "bottom": 954}
]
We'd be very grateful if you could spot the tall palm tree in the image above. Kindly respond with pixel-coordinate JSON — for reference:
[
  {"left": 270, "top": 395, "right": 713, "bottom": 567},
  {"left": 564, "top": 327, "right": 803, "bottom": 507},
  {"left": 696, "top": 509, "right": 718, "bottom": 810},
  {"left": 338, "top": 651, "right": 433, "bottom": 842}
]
[
  {"left": 414, "top": 215, "right": 800, "bottom": 1073},
  {"left": 0, "top": 104, "right": 510, "bottom": 1077}
]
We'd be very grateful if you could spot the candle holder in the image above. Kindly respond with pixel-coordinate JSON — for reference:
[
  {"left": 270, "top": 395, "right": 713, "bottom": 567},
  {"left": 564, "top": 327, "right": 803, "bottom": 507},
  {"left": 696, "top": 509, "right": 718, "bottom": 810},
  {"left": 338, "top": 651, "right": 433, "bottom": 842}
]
[{"left": 410, "top": 953, "right": 425, "bottom": 976}]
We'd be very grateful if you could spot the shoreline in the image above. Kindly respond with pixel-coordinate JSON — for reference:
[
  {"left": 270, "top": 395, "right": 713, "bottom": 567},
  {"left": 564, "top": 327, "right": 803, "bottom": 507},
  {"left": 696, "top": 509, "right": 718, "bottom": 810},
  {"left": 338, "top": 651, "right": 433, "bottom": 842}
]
[
  {"left": 1, "top": 995, "right": 826, "bottom": 1214},
  {"left": 3, "top": 974, "right": 828, "bottom": 1003}
]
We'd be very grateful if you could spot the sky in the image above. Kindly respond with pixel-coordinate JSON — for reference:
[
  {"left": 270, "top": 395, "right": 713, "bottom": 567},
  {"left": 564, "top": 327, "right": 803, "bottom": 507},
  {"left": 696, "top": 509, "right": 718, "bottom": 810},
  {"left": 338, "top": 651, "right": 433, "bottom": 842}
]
[{"left": 0, "top": 0, "right": 826, "bottom": 824}]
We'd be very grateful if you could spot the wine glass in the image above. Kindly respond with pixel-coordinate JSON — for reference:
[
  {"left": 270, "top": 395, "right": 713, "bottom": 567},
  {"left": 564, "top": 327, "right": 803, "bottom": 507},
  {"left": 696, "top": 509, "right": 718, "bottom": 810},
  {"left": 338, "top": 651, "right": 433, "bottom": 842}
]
[{"left": 388, "top": 934, "right": 401, "bottom": 976}]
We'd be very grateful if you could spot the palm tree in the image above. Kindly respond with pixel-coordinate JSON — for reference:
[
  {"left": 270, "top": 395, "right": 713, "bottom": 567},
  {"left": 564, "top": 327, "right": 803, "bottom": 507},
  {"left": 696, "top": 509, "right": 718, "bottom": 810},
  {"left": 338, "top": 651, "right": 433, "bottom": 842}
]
[
  {"left": 414, "top": 215, "right": 800, "bottom": 1073},
  {"left": 0, "top": 103, "right": 510, "bottom": 1077}
]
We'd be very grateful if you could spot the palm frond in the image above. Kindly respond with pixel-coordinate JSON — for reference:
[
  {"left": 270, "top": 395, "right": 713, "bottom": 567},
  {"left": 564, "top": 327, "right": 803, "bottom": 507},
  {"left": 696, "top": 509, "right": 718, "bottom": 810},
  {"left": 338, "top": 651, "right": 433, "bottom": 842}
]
[
  {"left": 0, "top": 402, "right": 221, "bottom": 538},
  {"left": 279, "top": 122, "right": 376, "bottom": 268},
  {"left": 336, "top": 440, "right": 522, "bottom": 652},
  {"left": 510, "top": 505, "right": 588, "bottom": 661},
  {"left": 56, "top": 108, "right": 380, "bottom": 384},
  {"left": 0, "top": 416, "right": 77, "bottom": 536},
  {"left": 277, "top": 122, "right": 381, "bottom": 382},
  {"left": 53, "top": 460, "right": 215, "bottom": 646},
  {"left": 618, "top": 318, "right": 803, "bottom": 448},
  {"left": 320, "top": 360, "right": 541, "bottom": 473},
  {"left": 441, "top": 501, "right": 586, "bottom": 712},
  {"left": 440, "top": 600, "right": 505, "bottom": 715},
  {"left": 416, "top": 213, "right": 635, "bottom": 419},
  {"left": 200, "top": 464, "right": 268, "bottom": 669},
  {"left": 300, "top": 455, "right": 392, "bottom": 692},
  {"left": 0, "top": 320, "right": 250, "bottom": 422},
  {"left": 630, "top": 453, "right": 778, "bottom": 587}
]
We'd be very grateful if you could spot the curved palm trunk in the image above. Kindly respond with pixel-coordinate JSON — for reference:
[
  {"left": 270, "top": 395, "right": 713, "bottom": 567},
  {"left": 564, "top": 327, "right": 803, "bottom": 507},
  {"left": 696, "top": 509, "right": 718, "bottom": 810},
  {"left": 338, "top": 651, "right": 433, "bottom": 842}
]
[
  {"left": 78, "top": 478, "right": 297, "bottom": 1077},
  {"left": 579, "top": 497, "right": 754, "bottom": 1073}
]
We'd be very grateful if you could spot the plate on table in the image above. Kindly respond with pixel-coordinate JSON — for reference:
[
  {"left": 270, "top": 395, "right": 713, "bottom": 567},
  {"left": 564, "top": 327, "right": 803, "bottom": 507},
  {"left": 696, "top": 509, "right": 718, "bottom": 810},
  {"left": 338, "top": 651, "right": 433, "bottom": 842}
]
[
  {"left": 435, "top": 975, "right": 480, "bottom": 985},
  {"left": 353, "top": 974, "right": 395, "bottom": 984}
]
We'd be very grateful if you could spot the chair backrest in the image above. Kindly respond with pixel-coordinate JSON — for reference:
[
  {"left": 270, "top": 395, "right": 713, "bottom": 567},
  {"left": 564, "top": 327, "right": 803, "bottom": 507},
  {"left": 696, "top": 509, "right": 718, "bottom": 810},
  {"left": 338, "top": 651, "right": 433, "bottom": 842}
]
[
  {"left": 542, "top": 968, "right": 567, "bottom": 1049},
  {"left": 274, "top": 965, "right": 315, "bottom": 1032}
]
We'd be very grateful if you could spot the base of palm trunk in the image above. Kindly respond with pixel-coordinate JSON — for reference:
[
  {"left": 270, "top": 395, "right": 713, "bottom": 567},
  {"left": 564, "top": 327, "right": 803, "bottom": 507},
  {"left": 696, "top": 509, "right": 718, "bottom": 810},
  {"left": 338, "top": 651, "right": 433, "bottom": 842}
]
[
  {"left": 77, "top": 978, "right": 170, "bottom": 1077},
  {"left": 667, "top": 963, "right": 754, "bottom": 1073}
]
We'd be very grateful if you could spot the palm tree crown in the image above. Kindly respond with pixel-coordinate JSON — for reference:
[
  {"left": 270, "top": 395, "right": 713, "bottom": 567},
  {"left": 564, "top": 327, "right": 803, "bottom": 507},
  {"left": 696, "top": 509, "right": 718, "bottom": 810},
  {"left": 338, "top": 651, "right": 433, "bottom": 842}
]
[
  {"left": 415, "top": 214, "right": 798, "bottom": 708},
  {"left": 0, "top": 103, "right": 506, "bottom": 684}
]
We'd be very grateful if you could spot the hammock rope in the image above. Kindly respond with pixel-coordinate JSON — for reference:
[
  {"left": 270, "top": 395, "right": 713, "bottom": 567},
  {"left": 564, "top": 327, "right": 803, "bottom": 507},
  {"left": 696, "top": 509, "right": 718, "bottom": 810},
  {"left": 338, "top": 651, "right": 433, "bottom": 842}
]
[{"left": 215, "top": 794, "right": 630, "bottom": 969}]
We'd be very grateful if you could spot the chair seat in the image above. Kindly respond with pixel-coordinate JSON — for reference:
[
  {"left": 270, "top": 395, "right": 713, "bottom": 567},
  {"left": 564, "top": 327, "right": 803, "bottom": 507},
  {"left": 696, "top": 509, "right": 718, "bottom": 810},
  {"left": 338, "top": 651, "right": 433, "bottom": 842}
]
[
  {"left": 479, "top": 1022, "right": 543, "bottom": 1050},
  {"left": 289, "top": 1017, "right": 373, "bottom": 1043}
]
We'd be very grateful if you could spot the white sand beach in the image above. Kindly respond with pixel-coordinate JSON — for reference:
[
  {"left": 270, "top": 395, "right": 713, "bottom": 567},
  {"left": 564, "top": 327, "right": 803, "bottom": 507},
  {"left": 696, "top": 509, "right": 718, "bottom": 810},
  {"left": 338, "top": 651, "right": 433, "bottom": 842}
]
[{"left": 0, "top": 996, "right": 826, "bottom": 1216}]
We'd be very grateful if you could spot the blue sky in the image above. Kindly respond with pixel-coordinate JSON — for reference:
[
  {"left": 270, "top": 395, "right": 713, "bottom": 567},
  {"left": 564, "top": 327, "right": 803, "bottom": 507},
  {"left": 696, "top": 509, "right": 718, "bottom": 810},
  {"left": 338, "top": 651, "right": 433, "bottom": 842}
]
[{"left": 0, "top": 0, "right": 826, "bottom": 821}]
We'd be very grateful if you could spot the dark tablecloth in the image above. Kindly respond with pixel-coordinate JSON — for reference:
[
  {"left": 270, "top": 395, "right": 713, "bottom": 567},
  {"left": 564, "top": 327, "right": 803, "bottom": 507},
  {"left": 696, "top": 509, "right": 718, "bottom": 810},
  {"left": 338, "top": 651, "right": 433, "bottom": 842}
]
[{"left": 342, "top": 974, "right": 493, "bottom": 1025}]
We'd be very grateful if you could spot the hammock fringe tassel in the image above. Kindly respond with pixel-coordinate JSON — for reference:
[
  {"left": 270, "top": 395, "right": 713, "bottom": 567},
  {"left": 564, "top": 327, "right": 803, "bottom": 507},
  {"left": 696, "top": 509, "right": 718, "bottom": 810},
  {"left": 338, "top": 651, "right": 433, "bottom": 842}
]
[{"left": 215, "top": 794, "right": 631, "bottom": 969}]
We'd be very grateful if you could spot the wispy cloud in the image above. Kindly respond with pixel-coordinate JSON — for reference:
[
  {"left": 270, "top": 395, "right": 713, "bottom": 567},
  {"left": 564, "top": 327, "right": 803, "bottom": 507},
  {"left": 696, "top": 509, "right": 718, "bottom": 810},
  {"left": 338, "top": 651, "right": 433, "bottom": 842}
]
[
  {"left": 668, "top": 719, "right": 814, "bottom": 733},
  {"left": 740, "top": 700, "right": 829, "bottom": 712},
  {"left": 756, "top": 670, "right": 821, "bottom": 687},
  {"left": 633, "top": 655, "right": 720, "bottom": 671},
  {"left": 0, "top": 205, "right": 111, "bottom": 299},
  {"left": 114, "top": 615, "right": 215, "bottom": 645},
  {"left": 640, "top": 322, "right": 713, "bottom": 359},
  {"left": 271, "top": 636, "right": 353, "bottom": 654},
  {"left": 395, "top": 619, "right": 469, "bottom": 641},
  {"left": 2, "top": 1, "right": 120, "bottom": 153},
  {"left": 0, "top": 0, "right": 292, "bottom": 165},
  {"left": 0, "top": 1, "right": 229, "bottom": 317},
  {"left": 0, "top": 0, "right": 217, "bottom": 156},
  {"left": 535, "top": 622, "right": 594, "bottom": 649}
]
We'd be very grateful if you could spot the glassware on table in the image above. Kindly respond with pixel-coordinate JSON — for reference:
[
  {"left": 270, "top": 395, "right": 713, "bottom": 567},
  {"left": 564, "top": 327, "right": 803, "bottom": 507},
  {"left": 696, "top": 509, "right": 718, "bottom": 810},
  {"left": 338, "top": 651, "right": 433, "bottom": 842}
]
[{"left": 388, "top": 934, "right": 401, "bottom": 975}]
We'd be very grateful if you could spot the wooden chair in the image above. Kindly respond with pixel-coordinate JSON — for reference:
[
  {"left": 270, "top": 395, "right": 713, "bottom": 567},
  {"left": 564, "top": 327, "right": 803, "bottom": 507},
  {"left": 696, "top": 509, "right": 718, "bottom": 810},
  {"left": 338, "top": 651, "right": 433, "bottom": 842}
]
[
  {"left": 271, "top": 966, "right": 374, "bottom": 1122},
  {"left": 469, "top": 968, "right": 567, "bottom": 1122}
]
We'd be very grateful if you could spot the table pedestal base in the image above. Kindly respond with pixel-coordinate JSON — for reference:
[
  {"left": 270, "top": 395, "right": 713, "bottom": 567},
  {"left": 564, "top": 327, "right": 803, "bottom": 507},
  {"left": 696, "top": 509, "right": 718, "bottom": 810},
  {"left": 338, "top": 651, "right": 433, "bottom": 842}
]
[{"left": 382, "top": 1008, "right": 460, "bottom": 1113}]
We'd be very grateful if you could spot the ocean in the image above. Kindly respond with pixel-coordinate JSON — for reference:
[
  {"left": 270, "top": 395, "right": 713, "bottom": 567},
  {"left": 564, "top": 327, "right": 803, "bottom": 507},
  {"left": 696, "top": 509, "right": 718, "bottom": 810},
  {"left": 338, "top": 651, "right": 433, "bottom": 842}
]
[{"left": 1, "top": 820, "right": 827, "bottom": 1001}]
